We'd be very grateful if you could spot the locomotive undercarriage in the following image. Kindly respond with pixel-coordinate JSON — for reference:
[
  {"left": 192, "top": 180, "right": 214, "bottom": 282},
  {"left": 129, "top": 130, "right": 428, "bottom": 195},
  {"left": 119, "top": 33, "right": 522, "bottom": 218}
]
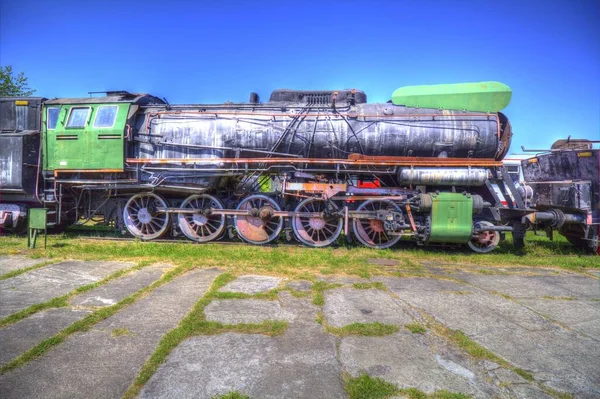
[{"left": 45, "top": 161, "right": 514, "bottom": 253}]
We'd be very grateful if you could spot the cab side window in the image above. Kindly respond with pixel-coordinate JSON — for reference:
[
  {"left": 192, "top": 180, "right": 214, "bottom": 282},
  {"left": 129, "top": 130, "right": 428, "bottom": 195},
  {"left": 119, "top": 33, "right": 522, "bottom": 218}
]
[
  {"left": 46, "top": 107, "right": 60, "bottom": 130},
  {"left": 66, "top": 107, "right": 91, "bottom": 128},
  {"left": 93, "top": 105, "right": 118, "bottom": 128}
]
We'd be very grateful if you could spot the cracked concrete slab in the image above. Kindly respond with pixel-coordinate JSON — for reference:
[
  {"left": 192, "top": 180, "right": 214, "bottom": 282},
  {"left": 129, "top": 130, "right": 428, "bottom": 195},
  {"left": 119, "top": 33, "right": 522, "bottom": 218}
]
[
  {"left": 340, "top": 332, "right": 502, "bottom": 398},
  {"left": 69, "top": 264, "right": 167, "bottom": 307},
  {"left": 141, "top": 292, "right": 344, "bottom": 399},
  {"left": 205, "top": 299, "right": 295, "bottom": 324},
  {"left": 219, "top": 275, "right": 282, "bottom": 294},
  {"left": 0, "top": 256, "right": 50, "bottom": 275},
  {"left": 0, "top": 260, "right": 135, "bottom": 319},
  {"left": 518, "top": 298, "right": 600, "bottom": 339},
  {"left": 451, "top": 272, "right": 600, "bottom": 300},
  {"left": 0, "top": 308, "right": 92, "bottom": 366},
  {"left": 324, "top": 287, "right": 413, "bottom": 328},
  {"left": 383, "top": 276, "right": 600, "bottom": 398},
  {"left": 0, "top": 264, "right": 168, "bottom": 367},
  {"left": 509, "top": 384, "right": 554, "bottom": 399},
  {"left": 0, "top": 268, "right": 221, "bottom": 399}
]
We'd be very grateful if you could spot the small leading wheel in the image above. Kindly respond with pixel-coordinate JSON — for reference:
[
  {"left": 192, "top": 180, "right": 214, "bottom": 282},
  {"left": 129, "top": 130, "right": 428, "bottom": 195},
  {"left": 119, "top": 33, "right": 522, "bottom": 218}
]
[
  {"left": 123, "top": 193, "right": 170, "bottom": 240},
  {"left": 468, "top": 221, "right": 500, "bottom": 253},
  {"left": 235, "top": 194, "right": 283, "bottom": 244},
  {"left": 353, "top": 200, "right": 402, "bottom": 249},
  {"left": 178, "top": 194, "right": 225, "bottom": 242},
  {"left": 292, "top": 198, "right": 343, "bottom": 247}
]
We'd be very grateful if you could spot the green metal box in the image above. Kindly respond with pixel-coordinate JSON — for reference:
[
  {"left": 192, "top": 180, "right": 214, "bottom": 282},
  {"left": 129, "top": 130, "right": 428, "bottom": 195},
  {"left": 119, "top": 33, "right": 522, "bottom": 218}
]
[
  {"left": 28, "top": 208, "right": 48, "bottom": 229},
  {"left": 428, "top": 193, "right": 473, "bottom": 244}
]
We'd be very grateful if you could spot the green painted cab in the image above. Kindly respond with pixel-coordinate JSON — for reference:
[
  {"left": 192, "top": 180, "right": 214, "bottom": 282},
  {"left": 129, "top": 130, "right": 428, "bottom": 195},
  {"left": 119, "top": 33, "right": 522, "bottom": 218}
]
[
  {"left": 391, "top": 81, "right": 512, "bottom": 112},
  {"left": 42, "top": 92, "right": 162, "bottom": 171}
]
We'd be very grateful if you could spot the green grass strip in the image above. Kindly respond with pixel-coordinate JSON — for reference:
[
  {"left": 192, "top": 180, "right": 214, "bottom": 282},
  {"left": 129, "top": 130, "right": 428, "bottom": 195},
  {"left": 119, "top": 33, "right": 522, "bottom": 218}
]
[
  {"left": 326, "top": 322, "right": 399, "bottom": 337},
  {"left": 0, "top": 259, "right": 60, "bottom": 281},
  {"left": 211, "top": 289, "right": 280, "bottom": 301},
  {"left": 345, "top": 373, "right": 398, "bottom": 399},
  {"left": 0, "top": 261, "right": 154, "bottom": 328},
  {"left": 2, "top": 231, "right": 595, "bottom": 280},
  {"left": 211, "top": 392, "right": 250, "bottom": 399},
  {"left": 0, "top": 263, "right": 187, "bottom": 374},
  {"left": 122, "top": 272, "right": 289, "bottom": 399},
  {"left": 344, "top": 374, "right": 470, "bottom": 399},
  {"left": 405, "top": 323, "right": 427, "bottom": 334},
  {"left": 352, "top": 282, "right": 387, "bottom": 290}
]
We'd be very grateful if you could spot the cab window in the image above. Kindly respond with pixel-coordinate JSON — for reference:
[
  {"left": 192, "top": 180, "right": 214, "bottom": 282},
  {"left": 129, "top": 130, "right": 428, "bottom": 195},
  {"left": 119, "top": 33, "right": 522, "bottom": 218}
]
[
  {"left": 66, "top": 107, "right": 91, "bottom": 128},
  {"left": 46, "top": 107, "right": 60, "bottom": 130},
  {"left": 93, "top": 105, "right": 118, "bottom": 128}
]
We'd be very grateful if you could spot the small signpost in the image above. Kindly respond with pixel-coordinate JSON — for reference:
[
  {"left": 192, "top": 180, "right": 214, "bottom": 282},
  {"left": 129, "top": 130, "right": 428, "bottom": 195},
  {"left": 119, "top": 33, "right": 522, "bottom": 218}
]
[{"left": 28, "top": 208, "right": 48, "bottom": 249}]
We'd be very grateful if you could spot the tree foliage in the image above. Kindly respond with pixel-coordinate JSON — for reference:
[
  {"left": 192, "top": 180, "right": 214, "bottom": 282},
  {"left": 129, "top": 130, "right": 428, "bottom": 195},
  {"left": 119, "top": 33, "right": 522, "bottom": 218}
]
[{"left": 0, "top": 65, "right": 36, "bottom": 97}]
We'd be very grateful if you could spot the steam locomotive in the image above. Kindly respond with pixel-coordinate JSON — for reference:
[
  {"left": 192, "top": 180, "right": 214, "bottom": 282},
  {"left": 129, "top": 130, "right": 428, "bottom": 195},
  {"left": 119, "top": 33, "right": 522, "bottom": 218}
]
[{"left": 0, "top": 82, "right": 597, "bottom": 253}]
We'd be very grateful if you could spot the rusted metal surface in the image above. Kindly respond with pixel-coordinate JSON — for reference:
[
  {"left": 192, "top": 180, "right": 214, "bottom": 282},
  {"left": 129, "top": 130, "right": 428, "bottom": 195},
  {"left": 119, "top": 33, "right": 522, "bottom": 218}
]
[
  {"left": 54, "top": 169, "right": 124, "bottom": 174},
  {"left": 127, "top": 156, "right": 502, "bottom": 167},
  {"left": 284, "top": 182, "right": 347, "bottom": 198}
]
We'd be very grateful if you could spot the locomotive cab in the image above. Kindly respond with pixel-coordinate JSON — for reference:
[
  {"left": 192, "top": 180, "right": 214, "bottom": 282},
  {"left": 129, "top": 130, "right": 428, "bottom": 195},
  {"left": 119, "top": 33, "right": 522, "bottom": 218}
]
[{"left": 43, "top": 92, "right": 163, "bottom": 171}]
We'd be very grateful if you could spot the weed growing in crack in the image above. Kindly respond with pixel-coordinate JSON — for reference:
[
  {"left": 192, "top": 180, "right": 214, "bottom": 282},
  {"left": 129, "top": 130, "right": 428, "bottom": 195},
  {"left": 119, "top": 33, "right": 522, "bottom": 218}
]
[
  {"left": 405, "top": 323, "right": 427, "bottom": 334},
  {"left": 352, "top": 282, "right": 386, "bottom": 290}
]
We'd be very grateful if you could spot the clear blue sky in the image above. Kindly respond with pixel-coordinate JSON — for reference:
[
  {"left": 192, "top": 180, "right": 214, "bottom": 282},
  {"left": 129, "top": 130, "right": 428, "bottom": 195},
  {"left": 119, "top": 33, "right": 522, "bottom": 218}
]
[{"left": 1, "top": 0, "right": 598, "bottom": 152}]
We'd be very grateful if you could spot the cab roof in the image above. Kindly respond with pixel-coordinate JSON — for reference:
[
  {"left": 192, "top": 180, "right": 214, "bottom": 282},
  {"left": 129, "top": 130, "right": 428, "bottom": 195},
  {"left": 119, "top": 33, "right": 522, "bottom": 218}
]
[{"left": 45, "top": 91, "right": 164, "bottom": 105}]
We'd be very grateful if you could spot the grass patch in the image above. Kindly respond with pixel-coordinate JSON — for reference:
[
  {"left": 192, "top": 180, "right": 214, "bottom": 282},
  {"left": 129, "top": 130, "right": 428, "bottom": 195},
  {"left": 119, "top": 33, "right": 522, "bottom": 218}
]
[
  {"left": 344, "top": 374, "right": 470, "bottom": 399},
  {"left": 489, "top": 290, "right": 513, "bottom": 300},
  {"left": 345, "top": 373, "right": 398, "bottom": 399},
  {"left": 0, "top": 261, "right": 153, "bottom": 328},
  {"left": 122, "top": 272, "right": 288, "bottom": 399},
  {"left": 448, "top": 329, "right": 507, "bottom": 363},
  {"left": 288, "top": 289, "right": 311, "bottom": 298},
  {"left": 513, "top": 367, "right": 534, "bottom": 382},
  {"left": 0, "top": 260, "right": 59, "bottom": 281},
  {"left": 0, "top": 231, "right": 596, "bottom": 283},
  {"left": 326, "top": 322, "right": 399, "bottom": 337},
  {"left": 353, "top": 282, "right": 386, "bottom": 290},
  {"left": 405, "top": 323, "right": 427, "bottom": 334},
  {"left": 111, "top": 328, "right": 130, "bottom": 337},
  {"left": 211, "top": 392, "right": 250, "bottom": 399}
]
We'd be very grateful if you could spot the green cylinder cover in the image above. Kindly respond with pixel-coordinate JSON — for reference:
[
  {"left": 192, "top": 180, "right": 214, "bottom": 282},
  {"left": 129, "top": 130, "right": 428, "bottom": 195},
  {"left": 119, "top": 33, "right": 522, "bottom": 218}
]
[
  {"left": 391, "top": 81, "right": 512, "bottom": 112},
  {"left": 428, "top": 193, "right": 473, "bottom": 244}
]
